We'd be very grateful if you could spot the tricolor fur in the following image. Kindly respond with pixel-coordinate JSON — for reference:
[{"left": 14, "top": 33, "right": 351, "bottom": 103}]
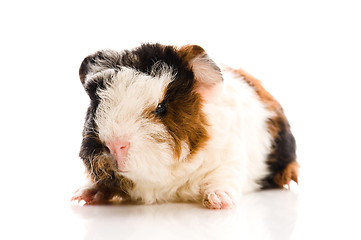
[{"left": 72, "top": 43, "right": 299, "bottom": 209}]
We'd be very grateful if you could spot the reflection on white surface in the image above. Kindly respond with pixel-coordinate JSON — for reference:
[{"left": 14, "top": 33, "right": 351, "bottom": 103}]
[
  {"left": 72, "top": 190, "right": 298, "bottom": 240},
  {"left": 2, "top": 185, "right": 361, "bottom": 240}
]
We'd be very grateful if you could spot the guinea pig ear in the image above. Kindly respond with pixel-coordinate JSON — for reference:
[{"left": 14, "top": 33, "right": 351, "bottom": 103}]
[
  {"left": 178, "top": 45, "right": 224, "bottom": 102},
  {"left": 79, "top": 49, "right": 121, "bottom": 85}
]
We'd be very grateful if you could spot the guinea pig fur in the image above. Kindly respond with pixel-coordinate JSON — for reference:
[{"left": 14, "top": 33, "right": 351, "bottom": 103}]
[{"left": 71, "top": 43, "right": 299, "bottom": 209}]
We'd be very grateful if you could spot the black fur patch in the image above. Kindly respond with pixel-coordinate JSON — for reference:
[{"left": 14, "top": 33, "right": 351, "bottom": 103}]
[
  {"left": 261, "top": 118, "right": 297, "bottom": 188},
  {"left": 79, "top": 106, "right": 103, "bottom": 170},
  {"left": 79, "top": 49, "right": 121, "bottom": 84},
  {"left": 120, "top": 43, "right": 182, "bottom": 75}
]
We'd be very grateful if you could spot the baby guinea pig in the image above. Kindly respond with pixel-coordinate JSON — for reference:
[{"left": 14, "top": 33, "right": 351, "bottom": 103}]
[{"left": 71, "top": 43, "right": 299, "bottom": 209}]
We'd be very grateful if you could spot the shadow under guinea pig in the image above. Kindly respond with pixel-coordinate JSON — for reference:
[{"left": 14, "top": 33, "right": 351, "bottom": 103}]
[{"left": 71, "top": 189, "right": 298, "bottom": 240}]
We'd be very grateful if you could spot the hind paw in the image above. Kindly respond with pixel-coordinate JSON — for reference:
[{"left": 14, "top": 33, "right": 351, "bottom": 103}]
[{"left": 274, "top": 162, "right": 300, "bottom": 188}]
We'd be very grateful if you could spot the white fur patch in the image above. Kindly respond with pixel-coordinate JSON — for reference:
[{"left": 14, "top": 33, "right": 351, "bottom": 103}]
[
  {"left": 200, "top": 71, "right": 273, "bottom": 196},
  {"left": 95, "top": 66, "right": 177, "bottom": 186}
]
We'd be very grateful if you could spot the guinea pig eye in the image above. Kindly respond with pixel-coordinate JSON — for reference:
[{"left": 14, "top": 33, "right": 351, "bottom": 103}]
[{"left": 154, "top": 102, "right": 167, "bottom": 117}]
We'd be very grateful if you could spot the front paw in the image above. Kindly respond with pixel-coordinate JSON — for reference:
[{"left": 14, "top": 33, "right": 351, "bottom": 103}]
[
  {"left": 71, "top": 185, "right": 107, "bottom": 206},
  {"left": 203, "top": 191, "right": 235, "bottom": 209}
]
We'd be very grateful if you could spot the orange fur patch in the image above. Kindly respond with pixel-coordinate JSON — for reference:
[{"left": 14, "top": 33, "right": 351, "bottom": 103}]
[
  {"left": 162, "top": 86, "right": 210, "bottom": 160},
  {"left": 177, "top": 45, "right": 206, "bottom": 64},
  {"left": 273, "top": 161, "right": 299, "bottom": 187}
]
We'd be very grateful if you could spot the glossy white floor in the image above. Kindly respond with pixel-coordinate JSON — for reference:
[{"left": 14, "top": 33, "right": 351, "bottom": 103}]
[
  {"left": 1, "top": 1, "right": 361, "bottom": 239},
  {"left": 2, "top": 179, "right": 361, "bottom": 240}
]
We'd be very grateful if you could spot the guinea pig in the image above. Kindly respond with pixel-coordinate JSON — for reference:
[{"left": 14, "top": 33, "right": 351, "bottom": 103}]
[{"left": 71, "top": 43, "right": 299, "bottom": 209}]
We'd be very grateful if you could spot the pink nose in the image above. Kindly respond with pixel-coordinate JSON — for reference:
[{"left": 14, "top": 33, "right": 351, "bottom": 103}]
[{"left": 106, "top": 138, "right": 130, "bottom": 170}]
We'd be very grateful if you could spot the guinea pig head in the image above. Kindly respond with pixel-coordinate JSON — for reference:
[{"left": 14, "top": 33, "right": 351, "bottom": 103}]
[{"left": 79, "top": 44, "right": 223, "bottom": 185}]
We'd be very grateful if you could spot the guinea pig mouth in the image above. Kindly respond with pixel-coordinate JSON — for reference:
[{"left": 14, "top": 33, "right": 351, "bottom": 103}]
[
  {"left": 104, "top": 152, "right": 127, "bottom": 173},
  {"left": 111, "top": 155, "right": 127, "bottom": 172}
]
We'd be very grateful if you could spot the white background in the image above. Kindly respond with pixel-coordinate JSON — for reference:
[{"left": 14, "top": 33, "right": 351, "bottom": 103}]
[{"left": 1, "top": 0, "right": 360, "bottom": 239}]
